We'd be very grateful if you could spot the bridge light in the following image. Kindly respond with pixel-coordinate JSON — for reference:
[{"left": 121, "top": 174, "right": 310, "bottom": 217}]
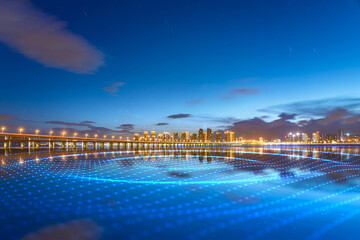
[
  {"left": 49, "top": 130, "right": 53, "bottom": 136},
  {"left": 94, "top": 134, "right": 98, "bottom": 138},
  {"left": 35, "top": 129, "right": 39, "bottom": 135},
  {"left": 1, "top": 127, "right": 5, "bottom": 133},
  {"left": 103, "top": 135, "right": 107, "bottom": 139},
  {"left": 19, "top": 128, "right": 23, "bottom": 134},
  {"left": 74, "top": 132, "right": 78, "bottom": 137},
  {"left": 112, "top": 136, "right": 115, "bottom": 139},
  {"left": 85, "top": 133, "right": 88, "bottom": 138},
  {"left": 62, "top": 131, "right": 66, "bottom": 137}
]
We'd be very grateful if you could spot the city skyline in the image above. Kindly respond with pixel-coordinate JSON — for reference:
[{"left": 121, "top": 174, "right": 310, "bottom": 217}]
[{"left": 2, "top": 0, "right": 360, "bottom": 138}]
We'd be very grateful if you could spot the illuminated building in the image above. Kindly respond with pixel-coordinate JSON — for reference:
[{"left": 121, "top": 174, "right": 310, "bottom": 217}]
[
  {"left": 224, "top": 131, "right": 235, "bottom": 142},
  {"left": 312, "top": 131, "right": 320, "bottom": 143},
  {"left": 190, "top": 133, "right": 197, "bottom": 141},
  {"left": 206, "top": 128, "right": 213, "bottom": 142},
  {"left": 151, "top": 131, "right": 156, "bottom": 141},
  {"left": 134, "top": 133, "right": 140, "bottom": 141},
  {"left": 180, "top": 131, "right": 189, "bottom": 141},
  {"left": 338, "top": 129, "right": 343, "bottom": 141},
  {"left": 163, "top": 132, "right": 171, "bottom": 141},
  {"left": 157, "top": 134, "right": 164, "bottom": 141},
  {"left": 215, "top": 132, "right": 222, "bottom": 142},
  {"left": 144, "top": 131, "right": 149, "bottom": 139},
  {"left": 302, "top": 133, "right": 309, "bottom": 142},
  {"left": 173, "top": 132, "right": 179, "bottom": 141},
  {"left": 198, "top": 128, "right": 205, "bottom": 142}
]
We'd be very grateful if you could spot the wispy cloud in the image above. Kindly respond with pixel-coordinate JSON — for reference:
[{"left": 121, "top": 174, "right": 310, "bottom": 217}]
[
  {"left": 0, "top": 0, "right": 104, "bottom": 73},
  {"left": 0, "top": 114, "right": 18, "bottom": 121},
  {"left": 223, "top": 88, "right": 260, "bottom": 99},
  {"left": 155, "top": 122, "right": 169, "bottom": 126},
  {"left": 116, "top": 124, "right": 135, "bottom": 131},
  {"left": 167, "top": 114, "right": 191, "bottom": 119},
  {"left": 187, "top": 98, "right": 203, "bottom": 105},
  {"left": 103, "top": 82, "right": 126, "bottom": 93}
]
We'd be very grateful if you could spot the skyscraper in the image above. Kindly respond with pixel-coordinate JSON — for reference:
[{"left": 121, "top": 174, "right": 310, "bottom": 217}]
[
  {"left": 215, "top": 132, "right": 222, "bottom": 142},
  {"left": 151, "top": 131, "right": 156, "bottom": 141},
  {"left": 338, "top": 129, "right": 343, "bottom": 141},
  {"left": 224, "top": 131, "right": 235, "bottom": 142},
  {"left": 206, "top": 128, "right": 213, "bottom": 142},
  {"left": 173, "top": 132, "right": 179, "bottom": 141},
  {"left": 198, "top": 128, "right": 204, "bottom": 142}
]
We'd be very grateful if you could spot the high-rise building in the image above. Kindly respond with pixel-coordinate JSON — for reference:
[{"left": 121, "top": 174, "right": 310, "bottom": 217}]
[
  {"left": 206, "top": 128, "right": 213, "bottom": 142},
  {"left": 338, "top": 129, "right": 343, "bottom": 141},
  {"left": 302, "top": 133, "right": 309, "bottom": 142},
  {"left": 173, "top": 132, "right": 179, "bottom": 141},
  {"left": 157, "top": 134, "right": 164, "bottom": 141},
  {"left": 151, "top": 131, "right": 156, "bottom": 141},
  {"left": 190, "top": 133, "right": 197, "bottom": 141},
  {"left": 134, "top": 133, "right": 140, "bottom": 141},
  {"left": 198, "top": 128, "right": 205, "bottom": 142},
  {"left": 215, "top": 132, "right": 222, "bottom": 142},
  {"left": 163, "top": 132, "right": 171, "bottom": 141},
  {"left": 224, "top": 131, "right": 235, "bottom": 142},
  {"left": 312, "top": 131, "right": 320, "bottom": 143},
  {"left": 180, "top": 131, "right": 189, "bottom": 141}
]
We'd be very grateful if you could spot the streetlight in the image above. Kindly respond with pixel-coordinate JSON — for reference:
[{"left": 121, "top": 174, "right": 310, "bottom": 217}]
[
  {"left": 94, "top": 134, "right": 98, "bottom": 139},
  {"left": 119, "top": 136, "right": 122, "bottom": 140},
  {"left": 85, "top": 133, "right": 88, "bottom": 138},
  {"left": 73, "top": 132, "right": 78, "bottom": 137},
  {"left": 103, "top": 135, "right": 107, "bottom": 139},
  {"left": 1, "top": 127, "right": 5, "bottom": 133},
  {"left": 19, "top": 128, "right": 23, "bottom": 134},
  {"left": 112, "top": 136, "right": 115, "bottom": 139},
  {"left": 49, "top": 130, "right": 53, "bottom": 136},
  {"left": 62, "top": 131, "right": 66, "bottom": 137},
  {"left": 35, "top": 129, "right": 39, "bottom": 135}
]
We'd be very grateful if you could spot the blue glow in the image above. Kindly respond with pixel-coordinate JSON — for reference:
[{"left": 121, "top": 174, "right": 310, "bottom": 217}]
[{"left": 2, "top": 146, "right": 360, "bottom": 239}]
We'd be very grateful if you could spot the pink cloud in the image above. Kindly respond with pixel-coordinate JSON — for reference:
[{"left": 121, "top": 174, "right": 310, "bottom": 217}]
[{"left": 0, "top": 0, "right": 104, "bottom": 73}]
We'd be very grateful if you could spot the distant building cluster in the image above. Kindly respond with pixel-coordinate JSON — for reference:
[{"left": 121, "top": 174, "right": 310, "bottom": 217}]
[
  {"left": 133, "top": 128, "right": 236, "bottom": 143},
  {"left": 284, "top": 129, "right": 360, "bottom": 144}
]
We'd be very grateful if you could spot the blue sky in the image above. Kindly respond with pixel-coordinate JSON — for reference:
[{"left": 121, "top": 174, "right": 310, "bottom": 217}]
[{"left": 1, "top": 0, "right": 360, "bottom": 137}]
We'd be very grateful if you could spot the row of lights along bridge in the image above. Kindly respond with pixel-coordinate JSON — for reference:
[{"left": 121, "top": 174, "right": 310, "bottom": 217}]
[{"left": 1, "top": 127, "right": 236, "bottom": 143}]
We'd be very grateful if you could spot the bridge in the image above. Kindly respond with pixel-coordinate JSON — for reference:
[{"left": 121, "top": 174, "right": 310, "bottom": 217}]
[{"left": 0, "top": 132, "right": 232, "bottom": 150}]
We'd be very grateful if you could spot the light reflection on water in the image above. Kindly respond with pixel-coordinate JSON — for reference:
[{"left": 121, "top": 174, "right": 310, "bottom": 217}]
[{"left": 1, "top": 146, "right": 360, "bottom": 240}]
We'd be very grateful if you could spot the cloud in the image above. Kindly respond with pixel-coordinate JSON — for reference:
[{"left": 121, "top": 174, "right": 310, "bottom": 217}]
[
  {"left": 279, "top": 113, "right": 296, "bottom": 120},
  {"left": 0, "top": 0, "right": 104, "bottom": 73},
  {"left": 103, "top": 82, "right": 126, "bottom": 93},
  {"left": 226, "top": 108, "right": 360, "bottom": 139},
  {"left": 187, "top": 98, "right": 203, "bottom": 105},
  {"left": 223, "top": 88, "right": 259, "bottom": 99},
  {"left": 262, "top": 97, "right": 360, "bottom": 117},
  {"left": 0, "top": 114, "right": 18, "bottom": 121},
  {"left": 116, "top": 124, "right": 135, "bottom": 131},
  {"left": 167, "top": 113, "right": 192, "bottom": 119},
  {"left": 155, "top": 122, "right": 169, "bottom": 126},
  {"left": 45, "top": 121, "right": 92, "bottom": 127}
]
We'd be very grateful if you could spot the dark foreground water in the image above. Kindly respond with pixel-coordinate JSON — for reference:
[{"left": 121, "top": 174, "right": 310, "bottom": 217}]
[{"left": 1, "top": 146, "right": 360, "bottom": 240}]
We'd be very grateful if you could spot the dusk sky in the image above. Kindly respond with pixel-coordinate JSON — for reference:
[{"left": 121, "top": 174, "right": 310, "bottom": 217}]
[{"left": 2, "top": 0, "right": 360, "bottom": 138}]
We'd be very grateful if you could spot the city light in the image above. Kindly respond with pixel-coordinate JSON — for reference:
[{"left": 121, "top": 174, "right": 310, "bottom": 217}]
[
  {"left": 73, "top": 133, "right": 78, "bottom": 137},
  {"left": 19, "top": 128, "right": 23, "bottom": 134},
  {"left": 94, "top": 134, "right": 98, "bottom": 138},
  {"left": 1, "top": 127, "right": 5, "bottom": 133},
  {"left": 85, "top": 134, "right": 89, "bottom": 138},
  {"left": 49, "top": 130, "right": 53, "bottom": 136},
  {"left": 35, "top": 129, "right": 39, "bottom": 135},
  {"left": 62, "top": 131, "right": 66, "bottom": 137},
  {"left": 103, "top": 135, "right": 107, "bottom": 139}
]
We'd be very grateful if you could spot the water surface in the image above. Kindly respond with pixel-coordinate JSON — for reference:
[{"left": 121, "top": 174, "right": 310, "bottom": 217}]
[{"left": 1, "top": 146, "right": 360, "bottom": 240}]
